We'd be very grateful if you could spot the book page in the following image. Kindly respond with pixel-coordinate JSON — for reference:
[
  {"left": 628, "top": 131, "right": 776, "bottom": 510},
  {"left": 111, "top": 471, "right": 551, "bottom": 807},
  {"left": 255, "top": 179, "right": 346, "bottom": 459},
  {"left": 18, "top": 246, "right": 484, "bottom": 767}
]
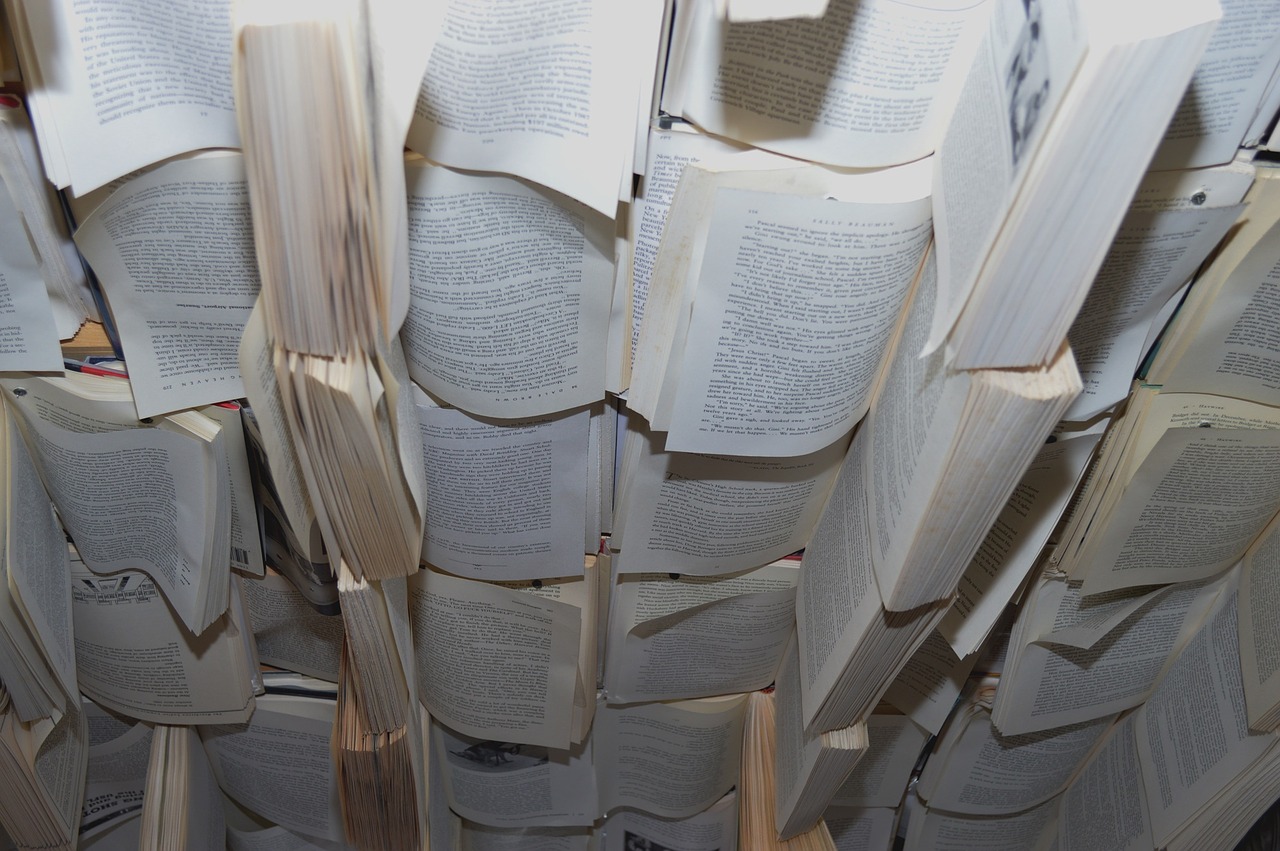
[
  {"left": 31, "top": 698, "right": 88, "bottom": 838},
  {"left": 670, "top": 0, "right": 990, "bottom": 167},
  {"left": 939, "top": 431, "right": 1099, "bottom": 658},
  {"left": 992, "top": 576, "right": 1221, "bottom": 736},
  {"left": 904, "top": 797, "right": 1058, "bottom": 851},
  {"left": 458, "top": 823, "right": 589, "bottom": 851},
  {"left": 664, "top": 187, "right": 931, "bottom": 456},
  {"left": 242, "top": 572, "right": 343, "bottom": 683},
  {"left": 434, "top": 720, "right": 597, "bottom": 828},
  {"left": 1079, "top": 426, "right": 1280, "bottom": 595},
  {"left": 603, "top": 791, "right": 737, "bottom": 851},
  {"left": 613, "top": 422, "right": 846, "bottom": 574},
  {"left": 73, "top": 155, "right": 258, "bottom": 419},
  {"left": 605, "top": 563, "right": 797, "bottom": 703},
  {"left": 414, "top": 387, "right": 589, "bottom": 580},
  {"left": 830, "top": 714, "right": 928, "bottom": 808},
  {"left": 0, "top": 182, "right": 62, "bottom": 371},
  {"left": 628, "top": 126, "right": 757, "bottom": 377},
  {"left": 409, "top": 569, "right": 581, "bottom": 750},
  {"left": 69, "top": 561, "right": 254, "bottom": 724},
  {"left": 928, "top": 0, "right": 1085, "bottom": 353},
  {"left": 1065, "top": 202, "right": 1244, "bottom": 420},
  {"left": 401, "top": 163, "right": 613, "bottom": 418},
  {"left": 3, "top": 404, "right": 76, "bottom": 706},
  {"left": 1151, "top": 0, "right": 1280, "bottom": 170},
  {"left": 200, "top": 403, "right": 263, "bottom": 576},
  {"left": 16, "top": 0, "right": 239, "bottom": 194},
  {"left": 918, "top": 709, "right": 1112, "bottom": 815},
  {"left": 226, "top": 803, "right": 354, "bottom": 851},
  {"left": 202, "top": 695, "right": 346, "bottom": 844},
  {"left": 406, "top": 0, "right": 641, "bottom": 216},
  {"left": 4, "top": 377, "right": 217, "bottom": 634},
  {"left": 1058, "top": 714, "right": 1152, "bottom": 851},
  {"left": 1240, "top": 514, "right": 1280, "bottom": 728},
  {"left": 824, "top": 806, "right": 897, "bottom": 851},
  {"left": 1136, "top": 582, "right": 1279, "bottom": 848},
  {"left": 883, "top": 630, "right": 978, "bottom": 735},
  {"left": 795, "top": 424, "right": 880, "bottom": 728},
  {"left": 81, "top": 703, "right": 150, "bottom": 842},
  {"left": 1157, "top": 215, "right": 1280, "bottom": 408},
  {"left": 595, "top": 695, "right": 748, "bottom": 818}
]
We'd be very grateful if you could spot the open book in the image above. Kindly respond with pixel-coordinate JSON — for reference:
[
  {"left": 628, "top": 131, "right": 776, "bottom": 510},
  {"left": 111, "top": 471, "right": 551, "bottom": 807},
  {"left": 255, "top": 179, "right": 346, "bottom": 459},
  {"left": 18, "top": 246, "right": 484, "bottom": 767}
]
[
  {"left": 2, "top": 371, "right": 236, "bottom": 635},
  {"left": 0, "top": 688, "right": 86, "bottom": 851},
  {"left": 627, "top": 157, "right": 932, "bottom": 457},
  {"left": 930, "top": 0, "right": 1221, "bottom": 369}
]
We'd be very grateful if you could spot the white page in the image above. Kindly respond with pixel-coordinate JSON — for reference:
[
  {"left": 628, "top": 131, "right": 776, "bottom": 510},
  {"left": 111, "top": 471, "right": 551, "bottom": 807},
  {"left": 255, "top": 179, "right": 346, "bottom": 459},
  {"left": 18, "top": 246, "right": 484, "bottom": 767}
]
[
  {"left": 1240, "top": 515, "right": 1280, "bottom": 728},
  {"left": 401, "top": 162, "right": 613, "bottom": 418},
  {"left": 1058, "top": 714, "right": 1152, "bottom": 851},
  {"left": 202, "top": 696, "right": 346, "bottom": 843},
  {"left": 1080, "top": 427, "right": 1280, "bottom": 595},
  {"left": 81, "top": 705, "right": 149, "bottom": 841},
  {"left": 17, "top": 0, "right": 240, "bottom": 194},
  {"left": 459, "top": 823, "right": 590, "bottom": 851},
  {"left": 602, "top": 792, "right": 737, "bottom": 851},
  {"left": 4, "top": 404, "right": 76, "bottom": 706},
  {"left": 614, "top": 422, "right": 846, "bottom": 574},
  {"left": 927, "top": 0, "right": 1086, "bottom": 354},
  {"left": 1137, "top": 583, "right": 1279, "bottom": 847},
  {"left": 414, "top": 387, "right": 589, "bottom": 580},
  {"left": 904, "top": 797, "right": 1058, "bottom": 851},
  {"left": 883, "top": 630, "right": 978, "bottom": 735},
  {"left": 830, "top": 715, "right": 929, "bottom": 808},
  {"left": 0, "top": 182, "right": 62, "bottom": 371},
  {"left": 671, "top": 0, "right": 991, "bottom": 168},
  {"left": 242, "top": 572, "right": 343, "bottom": 683},
  {"left": 665, "top": 188, "right": 931, "bottom": 456},
  {"left": 824, "top": 806, "right": 897, "bottom": 851},
  {"left": 435, "top": 720, "right": 597, "bottom": 828},
  {"left": 1158, "top": 215, "right": 1280, "bottom": 408},
  {"left": 939, "top": 432, "right": 1099, "bottom": 658},
  {"left": 406, "top": 0, "right": 643, "bottom": 217},
  {"left": 1065, "top": 202, "right": 1244, "bottom": 420},
  {"left": 605, "top": 564, "right": 797, "bottom": 703},
  {"left": 595, "top": 695, "right": 747, "bottom": 818},
  {"left": 69, "top": 563, "right": 253, "bottom": 724},
  {"left": 201, "top": 403, "right": 263, "bottom": 576},
  {"left": 1151, "top": 0, "right": 1280, "bottom": 170},
  {"left": 73, "top": 155, "right": 258, "bottom": 418},
  {"left": 919, "top": 709, "right": 1112, "bottom": 815},
  {"left": 992, "top": 576, "right": 1221, "bottom": 736},
  {"left": 409, "top": 569, "right": 581, "bottom": 750},
  {"left": 7, "top": 387, "right": 215, "bottom": 634}
]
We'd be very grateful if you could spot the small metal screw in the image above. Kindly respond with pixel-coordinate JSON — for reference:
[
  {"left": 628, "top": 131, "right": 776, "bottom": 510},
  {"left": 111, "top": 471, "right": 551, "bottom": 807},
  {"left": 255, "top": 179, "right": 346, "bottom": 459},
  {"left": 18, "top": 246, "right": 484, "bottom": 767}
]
[
  {"left": 11, "top": 388, "right": 25, "bottom": 397},
  {"left": 1191, "top": 191, "right": 1207, "bottom": 206}
]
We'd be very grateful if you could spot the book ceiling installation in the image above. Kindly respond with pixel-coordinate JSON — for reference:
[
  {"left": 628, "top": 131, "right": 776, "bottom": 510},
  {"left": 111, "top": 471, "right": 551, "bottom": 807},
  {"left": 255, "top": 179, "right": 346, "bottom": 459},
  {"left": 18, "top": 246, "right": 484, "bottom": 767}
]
[{"left": 2, "top": 0, "right": 1280, "bottom": 848}]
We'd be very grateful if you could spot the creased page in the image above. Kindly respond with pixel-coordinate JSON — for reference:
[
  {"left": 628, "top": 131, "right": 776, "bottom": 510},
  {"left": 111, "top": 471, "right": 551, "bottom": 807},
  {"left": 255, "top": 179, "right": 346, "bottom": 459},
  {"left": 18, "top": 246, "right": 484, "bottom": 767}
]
[
  {"left": 883, "top": 631, "right": 978, "bottom": 735},
  {"left": 605, "top": 563, "right": 797, "bottom": 703},
  {"left": 414, "top": 386, "right": 589, "bottom": 580},
  {"left": 406, "top": 0, "right": 641, "bottom": 216},
  {"left": 73, "top": 154, "right": 259, "bottom": 418},
  {"left": 595, "top": 695, "right": 747, "bottom": 818},
  {"left": 830, "top": 714, "right": 929, "bottom": 808},
  {"left": 242, "top": 572, "right": 343, "bottom": 683},
  {"left": 202, "top": 695, "right": 346, "bottom": 844},
  {"left": 613, "top": 420, "right": 846, "bottom": 574},
  {"left": 434, "top": 719, "right": 597, "bottom": 828},
  {"left": 402, "top": 162, "right": 613, "bottom": 418},
  {"left": 409, "top": 569, "right": 581, "bottom": 750}
]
